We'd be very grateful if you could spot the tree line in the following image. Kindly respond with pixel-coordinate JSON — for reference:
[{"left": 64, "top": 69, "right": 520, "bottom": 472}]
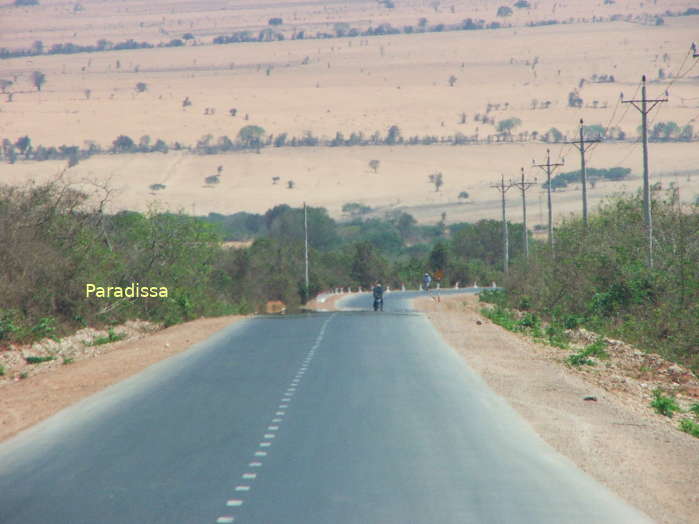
[{"left": 4, "top": 121, "right": 696, "bottom": 166}]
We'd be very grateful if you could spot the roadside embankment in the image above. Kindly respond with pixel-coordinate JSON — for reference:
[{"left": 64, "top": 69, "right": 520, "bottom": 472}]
[
  {"left": 415, "top": 294, "right": 699, "bottom": 524},
  {"left": 0, "top": 315, "right": 246, "bottom": 444}
]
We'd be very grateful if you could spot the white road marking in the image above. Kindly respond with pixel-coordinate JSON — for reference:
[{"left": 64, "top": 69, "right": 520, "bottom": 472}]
[
  {"left": 226, "top": 499, "right": 244, "bottom": 507},
  {"left": 264, "top": 433, "right": 275, "bottom": 439},
  {"left": 254, "top": 451, "right": 267, "bottom": 457},
  {"left": 242, "top": 473, "right": 257, "bottom": 480},
  {"left": 272, "top": 418, "right": 283, "bottom": 423},
  {"left": 249, "top": 461, "right": 263, "bottom": 467},
  {"left": 268, "top": 425, "right": 279, "bottom": 430},
  {"left": 275, "top": 411, "right": 285, "bottom": 415},
  {"left": 259, "top": 442, "right": 272, "bottom": 447},
  {"left": 216, "top": 516, "right": 235, "bottom": 523},
  {"left": 279, "top": 404, "right": 288, "bottom": 408},
  {"left": 235, "top": 486, "right": 251, "bottom": 492}
]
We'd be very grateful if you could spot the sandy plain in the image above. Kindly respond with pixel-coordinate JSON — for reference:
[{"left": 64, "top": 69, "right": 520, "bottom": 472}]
[{"left": 1, "top": 0, "right": 698, "bottom": 226}]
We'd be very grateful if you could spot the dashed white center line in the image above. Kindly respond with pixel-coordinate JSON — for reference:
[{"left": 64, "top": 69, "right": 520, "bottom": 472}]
[{"left": 214, "top": 313, "right": 336, "bottom": 523}]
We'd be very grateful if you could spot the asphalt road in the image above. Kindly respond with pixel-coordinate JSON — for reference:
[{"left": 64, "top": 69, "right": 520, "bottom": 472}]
[{"left": 0, "top": 290, "right": 652, "bottom": 523}]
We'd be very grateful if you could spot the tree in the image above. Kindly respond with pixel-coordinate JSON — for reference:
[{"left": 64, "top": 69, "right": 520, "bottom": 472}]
[
  {"left": 0, "top": 79, "right": 13, "bottom": 93},
  {"left": 448, "top": 75, "right": 457, "bottom": 87},
  {"left": 287, "top": 180, "right": 295, "bottom": 189},
  {"left": 369, "top": 159, "right": 380, "bottom": 173},
  {"left": 458, "top": 191, "right": 470, "bottom": 202},
  {"left": 429, "top": 241, "right": 449, "bottom": 273},
  {"left": 135, "top": 82, "right": 147, "bottom": 93},
  {"left": 112, "top": 135, "right": 135, "bottom": 153},
  {"left": 429, "top": 172, "right": 444, "bottom": 191},
  {"left": 497, "top": 117, "right": 522, "bottom": 135},
  {"left": 268, "top": 17, "right": 283, "bottom": 26},
  {"left": 238, "top": 125, "right": 265, "bottom": 148},
  {"left": 15, "top": 0, "right": 40, "bottom": 5},
  {"left": 182, "top": 33, "right": 194, "bottom": 40},
  {"left": 15, "top": 136, "right": 31, "bottom": 157},
  {"left": 514, "top": 0, "right": 530, "bottom": 7},
  {"left": 385, "top": 125, "right": 401, "bottom": 145},
  {"left": 497, "top": 6, "right": 513, "bottom": 16},
  {"left": 31, "top": 71, "right": 46, "bottom": 92}
]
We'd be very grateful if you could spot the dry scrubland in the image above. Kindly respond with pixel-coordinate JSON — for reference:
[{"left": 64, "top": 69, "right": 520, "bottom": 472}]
[{"left": 1, "top": 0, "right": 698, "bottom": 223}]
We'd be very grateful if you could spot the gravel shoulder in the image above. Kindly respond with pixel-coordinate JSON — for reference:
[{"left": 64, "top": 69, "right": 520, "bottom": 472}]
[
  {"left": 0, "top": 315, "right": 246, "bottom": 444},
  {"left": 414, "top": 294, "right": 699, "bottom": 524}
]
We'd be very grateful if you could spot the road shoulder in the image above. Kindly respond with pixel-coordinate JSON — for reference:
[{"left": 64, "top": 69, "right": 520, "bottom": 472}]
[{"left": 415, "top": 294, "right": 698, "bottom": 524}]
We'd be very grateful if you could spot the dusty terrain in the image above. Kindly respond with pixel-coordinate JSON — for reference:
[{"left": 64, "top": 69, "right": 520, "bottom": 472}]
[
  {"left": 2, "top": 0, "right": 698, "bottom": 224},
  {"left": 415, "top": 294, "right": 699, "bottom": 524},
  {"left": 0, "top": 315, "right": 246, "bottom": 444}
]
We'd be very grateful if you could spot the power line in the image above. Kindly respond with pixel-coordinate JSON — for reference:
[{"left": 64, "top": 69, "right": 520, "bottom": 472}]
[
  {"left": 622, "top": 75, "right": 667, "bottom": 268},
  {"left": 510, "top": 167, "right": 538, "bottom": 260},
  {"left": 533, "top": 149, "right": 565, "bottom": 251},
  {"left": 566, "top": 118, "right": 601, "bottom": 227},
  {"left": 490, "top": 175, "right": 513, "bottom": 274}
]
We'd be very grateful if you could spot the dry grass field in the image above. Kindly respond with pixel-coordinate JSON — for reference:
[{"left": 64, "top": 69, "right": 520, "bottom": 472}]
[{"left": 1, "top": 0, "right": 698, "bottom": 225}]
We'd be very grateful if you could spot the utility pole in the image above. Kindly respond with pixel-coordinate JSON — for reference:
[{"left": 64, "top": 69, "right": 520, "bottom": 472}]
[
  {"left": 510, "top": 167, "right": 537, "bottom": 260},
  {"left": 304, "top": 202, "right": 309, "bottom": 301},
  {"left": 566, "top": 118, "right": 601, "bottom": 227},
  {"left": 622, "top": 75, "right": 667, "bottom": 268},
  {"left": 533, "top": 148, "right": 564, "bottom": 250},
  {"left": 490, "top": 175, "right": 512, "bottom": 274}
]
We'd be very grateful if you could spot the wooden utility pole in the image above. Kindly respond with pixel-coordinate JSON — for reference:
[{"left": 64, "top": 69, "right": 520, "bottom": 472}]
[
  {"left": 533, "top": 149, "right": 564, "bottom": 250},
  {"left": 622, "top": 75, "right": 667, "bottom": 268},
  {"left": 304, "top": 202, "right": 310, "bottom": 300},
  {"left": 510, "top": 167, "right": 537, "bottom": 260},
  {"left": 490, "top": 175, "right": 513, "bottom": 273},
  {"left": 566, "top": 119, "right": 601, "bottom": 227}
]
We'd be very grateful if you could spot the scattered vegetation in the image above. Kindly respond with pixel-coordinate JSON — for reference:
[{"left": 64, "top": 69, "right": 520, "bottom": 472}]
[
  {"left": 25, "top": 355, "right": 56, "bottom": 364},
  {"left": 650, "top": 389, "right": 681, "bottom": 417},
  {"left": 678, "top": 418, "right": 699, "bottom": 438},
  {"left": 88, "top": 328, "right": 126, "bottom": 346}
]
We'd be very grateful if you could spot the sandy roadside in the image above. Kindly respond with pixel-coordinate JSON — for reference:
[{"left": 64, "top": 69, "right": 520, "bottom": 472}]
[
  {"left": 415, "top": 295, "right": 699, "bottom": 524},
  {"left": 0, "top": 315, "right": 246, "bottom": 444}
]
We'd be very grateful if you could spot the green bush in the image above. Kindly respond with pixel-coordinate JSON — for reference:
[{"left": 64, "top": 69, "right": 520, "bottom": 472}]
[
  {"left": 62, "top": 357, "right": 74, "bottom": 365},
  {"left": 650, "top": 389, "right": 681, "bottom": 417},
  {"left": 31, "top": 317, "right": 58, "bottom": 341},
  {"left": 567, "top": 351, "right": 595, "bottom": 366},
  {"left": 88, "top": 328, "right": 126, "bottom": 346},
  {"left": 689, "top": 403, "right": 699, "bottom": 417},
  {"left": 25, "top": 355, "right": 56, "bottom": 364},
  {"left": 0, "top": 365, "right": 4, "bottom": 376},
  {"left": 678, "top": 418, "right": 699, "bottom": 438}
]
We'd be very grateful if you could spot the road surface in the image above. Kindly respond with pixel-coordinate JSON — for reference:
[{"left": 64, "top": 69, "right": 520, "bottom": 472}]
[{"left": 0, "top": 290, "right": 652, "bottom": 523}]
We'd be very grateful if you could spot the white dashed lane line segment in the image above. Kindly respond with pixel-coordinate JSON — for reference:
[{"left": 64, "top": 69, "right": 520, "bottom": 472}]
[{"left": 214, "top": 313, "right": 335, "bottom": 523}]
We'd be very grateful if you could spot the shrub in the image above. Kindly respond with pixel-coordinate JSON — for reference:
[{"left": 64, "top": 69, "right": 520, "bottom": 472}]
[
  {"left": 650, "top": 389, "right": 681, "bottom": 417},
  {"left": 567, "top": 351, "right": 595, "bottom": 366},
  {"left": 678, "top": 418, "right": 699, "bottom": 438},
  {"left": 497, "top": 6, "right": 513, "bottom": 17},
  {"left": 62, "top": 357, "right": 74, "bottom": 365},
  {"left": 689, "top": 403, "right": 699, "bottom": 417},
  {"left": 135, "top": 82, "right": 147, "bottom": 93},
  {"left": 0, "top": 365, "right": 4, "bottom": 376},
  {"left": 88, "top": 328, "right": 126, "bottom": 346},
  {"left": 25, "top": 355, "right": 56, "bottom": 364},
  {"left": 31, "top": 317, "right": 58, "bottom": 341}
]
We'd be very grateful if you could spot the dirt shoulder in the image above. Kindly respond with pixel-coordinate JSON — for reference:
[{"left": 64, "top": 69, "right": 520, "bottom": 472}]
[
  {"left": 415, "top": 294, "right": 699, "bottom": 524},
  {"left": 0, "top": 315, "right": 246, "bottom": 444}
]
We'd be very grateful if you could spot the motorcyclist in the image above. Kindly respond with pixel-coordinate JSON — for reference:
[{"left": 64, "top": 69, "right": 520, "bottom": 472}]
[
  {"left": 422, "top": 272, "right": 432, "bottom": 291},
  {"left": 372, "top": 282, "right": 384, "bottom": 311}
]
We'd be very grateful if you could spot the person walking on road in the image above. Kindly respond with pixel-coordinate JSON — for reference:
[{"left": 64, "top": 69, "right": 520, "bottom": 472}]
[{"left": 372, "top": 282, "right": 384, "bottom": 311}]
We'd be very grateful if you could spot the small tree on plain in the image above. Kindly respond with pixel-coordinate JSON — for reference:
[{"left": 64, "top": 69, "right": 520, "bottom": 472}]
[
  {"left": 448, "top": 75, "right": 457, "bottom": 87},
  {"left": 369, "top": 159, "right": 380, "bottom": 173},
  {"left": 135, "top": 82, "right": 147, "bottom": 93},
  {"left": 458, "top": 191, "right": 470, "bottom": 202},
  {"left": 272, "top": 176, "right": 280, "bottom": 185},
  {"left": 31, "top": 71, "right": 46, "bottom": 91},
  {"left": 429, "top": 172, "right": 444, "bottom": 191},
  {"left": 287, "top": 180, "right": 295, "bottom": 189},
  {"left": 496, "top": 6, "right": 513, "bottom": 16}
]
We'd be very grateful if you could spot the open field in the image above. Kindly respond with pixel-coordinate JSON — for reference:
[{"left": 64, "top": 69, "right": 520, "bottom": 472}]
[{"left": 1, "top": 0, "right": 698, "bottom": 224}]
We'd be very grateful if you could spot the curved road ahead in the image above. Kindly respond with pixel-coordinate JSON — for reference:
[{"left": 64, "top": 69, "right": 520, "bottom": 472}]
[{"left": 0, "top": 290, "right": 652, "bottom": 523}]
